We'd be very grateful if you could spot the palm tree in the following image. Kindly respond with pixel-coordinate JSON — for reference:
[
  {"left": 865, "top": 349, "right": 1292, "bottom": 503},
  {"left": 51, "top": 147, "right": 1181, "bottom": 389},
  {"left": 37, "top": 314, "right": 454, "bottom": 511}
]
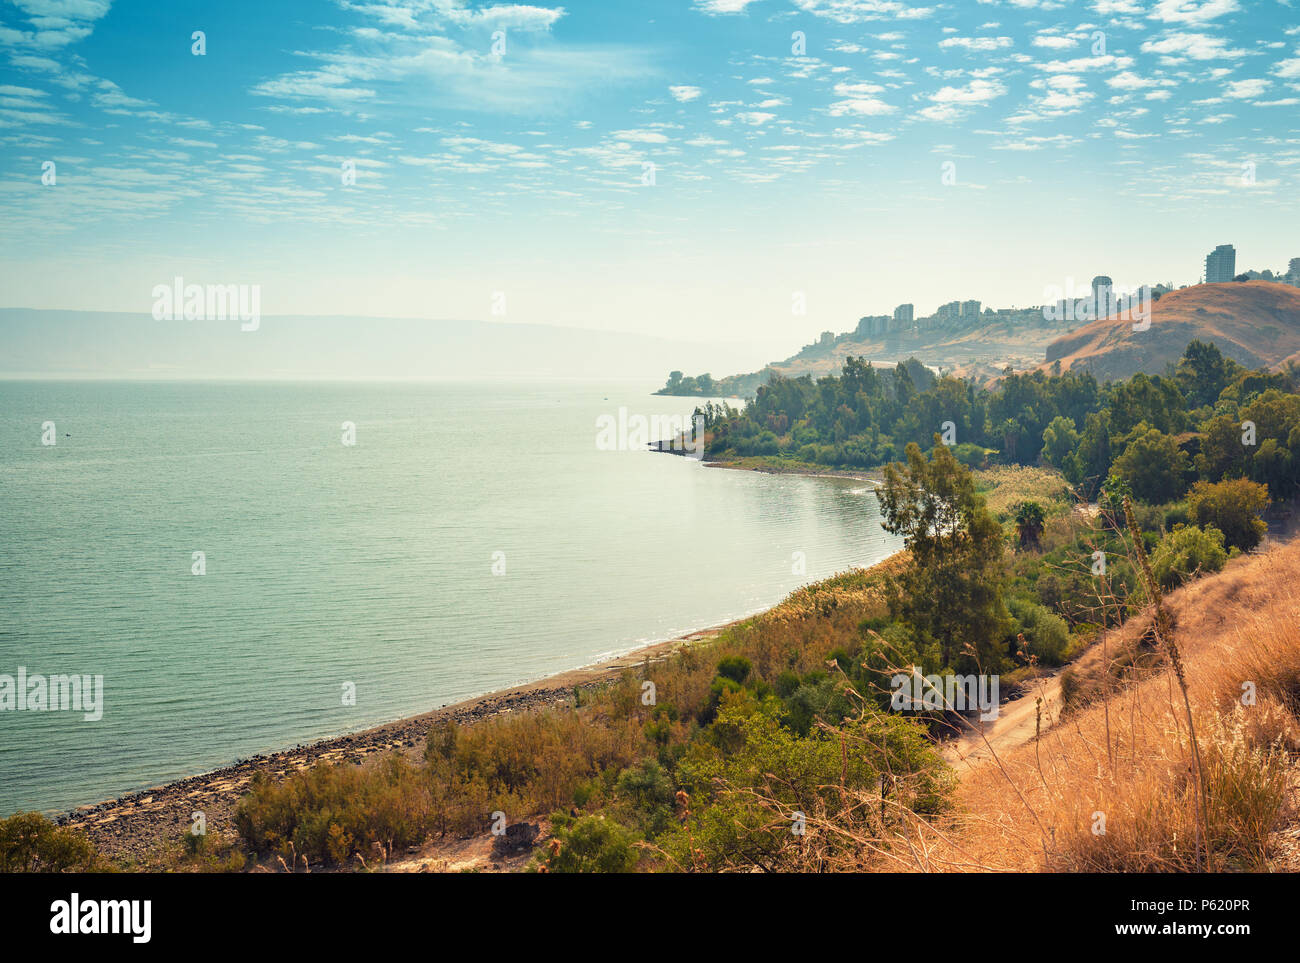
[{"left": 1014, "top": 500, "right": 1046, "bottom": 549}]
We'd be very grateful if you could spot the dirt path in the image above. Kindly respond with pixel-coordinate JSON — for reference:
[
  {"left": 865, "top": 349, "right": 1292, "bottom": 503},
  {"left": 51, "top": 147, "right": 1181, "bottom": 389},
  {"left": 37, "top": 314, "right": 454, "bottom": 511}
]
[
  {"left": 941, "top": 673, "right": 1063, "bottom": 769},
  {"left": 942, "top": 632, "right": 1119, "bottom": 771}
]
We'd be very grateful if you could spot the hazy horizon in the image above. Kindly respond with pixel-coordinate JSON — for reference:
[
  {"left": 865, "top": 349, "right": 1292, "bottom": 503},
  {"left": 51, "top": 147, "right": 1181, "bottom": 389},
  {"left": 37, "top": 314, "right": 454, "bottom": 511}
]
[{"left": 0, "top": 307, "right": 781, "bottom": 380}]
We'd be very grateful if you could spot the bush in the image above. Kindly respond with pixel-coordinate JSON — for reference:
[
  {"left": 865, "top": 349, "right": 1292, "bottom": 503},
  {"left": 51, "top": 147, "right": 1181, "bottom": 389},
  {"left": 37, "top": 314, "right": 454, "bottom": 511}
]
[
  {"left": 951, "top": 442, "right": 990, "bottom": 469},
  {"left": 662, "top": 701, "right": 951, "bottom": 871},
  {"left": 1008, "top": 597, "right": 1071, "bottom": 665},
  {"left": 533, "top": 814, "right": 639, "bottom": 873},
  {"left": 715, "top": 656, "right": 752, "bottom": 685},
  {"left": 1150, "top": 524, "right": 1228, "bottom": 591},
  {"left": 0, "top": 812, "right": 100, "bottom": 873},
  {"left": 235, "top": 755, "right": 433, "bottom": 866},
  {"left": 1187, "top": 478, "right": 1269, "bottom": 552}
]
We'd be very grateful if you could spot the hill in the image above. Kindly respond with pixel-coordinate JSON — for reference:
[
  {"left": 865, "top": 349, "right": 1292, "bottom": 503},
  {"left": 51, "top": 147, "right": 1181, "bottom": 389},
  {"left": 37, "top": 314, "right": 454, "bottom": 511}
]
[
  {"left": 943, "top": 534, "right": 1300, "bottom": 872},
  {"left": 661, "top": 307, "right": 1077, "bottom": 397},
  {"left": 1042, "top": 280, "right": 1300, "bottom": 382}
]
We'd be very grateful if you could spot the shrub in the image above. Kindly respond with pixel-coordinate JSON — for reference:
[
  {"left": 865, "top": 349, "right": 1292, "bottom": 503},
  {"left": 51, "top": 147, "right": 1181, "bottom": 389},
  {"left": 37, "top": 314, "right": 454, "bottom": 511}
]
[
  {"left": 1008, "top": 597, "right": 1071, "bottom": 665},
  {"left": 533, "top": 814, "right": 639, "bottom": 873},
  {"left": 951, "top": 442, "right": 990, "bottom": 469},
  {"left": 1150, "top": 524, "right": 1227, "bottom": 591},
  {"left": 1187, "top": 478, "right": 1269, "bottom": 552},
  {"left": 715, "top": 655, "right": 752, "bottom": 685},
  {"left": 235, "top": 755, "right": 433, "bottom": 865},
  {"left": 0, "top": 812, "right": 100, "bottom": 873}
]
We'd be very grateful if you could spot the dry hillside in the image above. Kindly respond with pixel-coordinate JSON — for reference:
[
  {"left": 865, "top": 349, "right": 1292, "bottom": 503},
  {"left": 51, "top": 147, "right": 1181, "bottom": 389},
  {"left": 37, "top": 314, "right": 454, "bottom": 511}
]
[
  {"left": 933, "top": 538, "right": 1300, "bottom": 872},
  {"left": 1042, "top": 280, "right": 1300, "bottom": 382}
]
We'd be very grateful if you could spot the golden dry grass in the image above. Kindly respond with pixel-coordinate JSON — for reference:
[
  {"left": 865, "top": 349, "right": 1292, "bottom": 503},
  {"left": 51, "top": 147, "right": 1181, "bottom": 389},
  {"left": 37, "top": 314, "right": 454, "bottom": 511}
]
[
  {"left": 934, "top": 539, "right": 1300, "bottom": 872},
  {"left": 974, "top": 465, "right": 1071, "bottom": 519}
]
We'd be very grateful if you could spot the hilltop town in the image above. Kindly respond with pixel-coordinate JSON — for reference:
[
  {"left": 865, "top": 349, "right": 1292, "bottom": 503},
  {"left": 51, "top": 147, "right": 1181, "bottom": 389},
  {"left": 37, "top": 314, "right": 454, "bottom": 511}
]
[{"left": 659, "top": 245, "right": 1300, "bottom": 395}]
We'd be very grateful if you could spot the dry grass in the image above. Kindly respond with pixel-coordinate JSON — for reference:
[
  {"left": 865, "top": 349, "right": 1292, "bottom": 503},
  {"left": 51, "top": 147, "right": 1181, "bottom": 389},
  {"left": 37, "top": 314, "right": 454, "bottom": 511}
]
[
  {"left": 974, "top": 465, "right": 1071, "bottom": 519},
  {"left": 937, "top": 539, "right": 1300, "bottom": 872}
]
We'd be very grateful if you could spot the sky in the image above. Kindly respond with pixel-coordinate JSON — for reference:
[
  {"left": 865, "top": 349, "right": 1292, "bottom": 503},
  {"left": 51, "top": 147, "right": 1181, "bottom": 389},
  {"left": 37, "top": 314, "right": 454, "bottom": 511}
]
[{"left": 2, "top": 0, "right": 1299, "bottom": 354}]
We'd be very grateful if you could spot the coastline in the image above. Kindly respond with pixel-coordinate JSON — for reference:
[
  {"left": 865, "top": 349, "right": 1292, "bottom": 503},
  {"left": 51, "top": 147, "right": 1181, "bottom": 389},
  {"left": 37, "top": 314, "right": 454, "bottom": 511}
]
[
  {"left": 58, "top": 618, "right": 745, "bottom": 864},
  {"left": 55, "top": 463, "right": 891, "bottom": 865},
  {"left": 705, "top": 458, "right": 885, "bottom": 484}
]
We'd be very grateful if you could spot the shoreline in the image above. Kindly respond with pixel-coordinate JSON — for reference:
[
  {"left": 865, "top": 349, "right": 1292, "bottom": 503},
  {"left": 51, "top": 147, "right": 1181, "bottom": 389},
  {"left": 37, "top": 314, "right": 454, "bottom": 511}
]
[
  {"left": 705, "top": 458, "right": 885, "bottom": 484},
  {"left": 58, "top": 617, "right": 745, "bottom": 864},
  {"left": 55, "top": 464, "right": 892, "bottom": 864}
]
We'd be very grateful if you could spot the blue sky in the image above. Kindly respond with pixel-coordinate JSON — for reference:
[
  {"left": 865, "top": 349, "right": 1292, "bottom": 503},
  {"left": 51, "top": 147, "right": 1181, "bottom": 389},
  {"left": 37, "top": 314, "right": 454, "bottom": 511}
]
[{"left": 2, "top": 0, "right": 1299, "bottom": 351}]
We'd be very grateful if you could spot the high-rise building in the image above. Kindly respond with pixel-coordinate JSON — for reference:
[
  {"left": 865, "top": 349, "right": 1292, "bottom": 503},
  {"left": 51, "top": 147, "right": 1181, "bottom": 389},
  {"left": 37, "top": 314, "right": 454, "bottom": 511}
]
[
  {"left": 893, "top": 303, "right": 914, "bottom": 325},
  {"left": 1091, "top": 275, "right": 1113, "bottom": 319},
  {"left": 936, "top": 300, "right": 960, "bottom": 323},
  {"left": 1205, "top": 244, "right": 1236, "bottom": 283},
  {"left": 960, "top": 299, "right": 981, "bottom": 318},
  {"left": 1288, "top": 258, "right": 1300, "bottom": 287}
]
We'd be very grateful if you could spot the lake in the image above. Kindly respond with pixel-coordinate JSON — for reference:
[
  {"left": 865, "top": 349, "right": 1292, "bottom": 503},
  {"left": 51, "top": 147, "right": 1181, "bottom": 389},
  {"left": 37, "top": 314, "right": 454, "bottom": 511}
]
[{"left": 0, "top": 380, "right": 902, "bottom": 815}]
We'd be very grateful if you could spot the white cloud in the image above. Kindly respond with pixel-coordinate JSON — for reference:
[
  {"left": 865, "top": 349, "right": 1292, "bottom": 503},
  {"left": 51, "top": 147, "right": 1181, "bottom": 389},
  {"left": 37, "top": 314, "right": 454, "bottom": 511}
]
[
  {"left": 669, "top": 85, "right": 702, "bottom": 102},
  {"left": 919, "top": 77, "right": 1005, "bottom": 120},
  {"left": 1148, "top": 0, "right": 1240, "bottom": 24},
  {"left": 790, "top": 0, "right": 934, "bottom": 24},
  {"left": 1036, "top": 54, "right": 1133, "bottom": 73},
  {"left": 340, "top": 1, "right": 564, "bottom": 32},
  {"left": 1107, "top": 70, "right": 1159, "bottom": 89},
  {"left": 1141, "top": 32, "right": 1246, "bottom": 61},
  {"left": 693, "top": 0, "right": 762, "bottom": 12},
  {"left": 1092, "top": 0, "right": 1143, "bottom": 13},
  {"left": 939, "top": 37, "right": 1013, "bottom": 51},
  {"left": 827, "top": 81, "right": 896, "bottom": 115},
  {"left": 1, "top": 0, "right": 113, "bottom": 48},
  {"left": 611, "top": 128, "right": 670, "bottom": 143},
  {"left": 1224, "top": 78, "right": 1269, "bottom": 99}
]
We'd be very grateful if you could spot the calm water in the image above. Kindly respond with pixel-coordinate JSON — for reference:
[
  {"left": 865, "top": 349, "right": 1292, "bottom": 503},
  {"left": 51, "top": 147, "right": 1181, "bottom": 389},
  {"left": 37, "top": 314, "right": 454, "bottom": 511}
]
[{"left": 0, "top": 381, "right": 901, "bottom": 815}]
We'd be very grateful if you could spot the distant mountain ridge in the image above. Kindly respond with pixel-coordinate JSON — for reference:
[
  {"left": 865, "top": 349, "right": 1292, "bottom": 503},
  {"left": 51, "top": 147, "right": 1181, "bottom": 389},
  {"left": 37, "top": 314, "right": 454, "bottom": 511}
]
[
  {"left": 1041, "top": 281, "right": 1300, "bottom": 382},
  {"left": 0, "top": 309, "right": 760, "bottom": 382}
]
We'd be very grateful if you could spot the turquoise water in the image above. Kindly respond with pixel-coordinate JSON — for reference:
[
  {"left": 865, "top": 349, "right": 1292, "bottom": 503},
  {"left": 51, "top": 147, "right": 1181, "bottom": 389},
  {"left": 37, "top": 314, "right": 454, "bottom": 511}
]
[{"left": 0, "top": 381, "right": 902, "bottom": 815}]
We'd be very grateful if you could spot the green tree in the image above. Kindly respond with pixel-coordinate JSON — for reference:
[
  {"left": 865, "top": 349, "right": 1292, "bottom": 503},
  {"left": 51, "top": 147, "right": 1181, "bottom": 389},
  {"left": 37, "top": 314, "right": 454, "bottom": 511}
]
[
  {"left": 1175, "top": 340, "right": 1239, "bottom": 409},
  {"left": 1111, "top": 428, "right": 1191, "bottom": 503},
  {"left": 1187, "top": 478, "right": 1269, "bottom": 552},
  {"left": 878, "top": 441, "right": 1010, "bottom": 670},
  {"left": 1071, "top": 409, "right": 1113, "bottom": 496},
  {"left": 1194, "top": 413, "right": 1248, "bottom": 482},
  {"left": 1013, "top": 500, "right": 1047, "bottom": 549},
  {"left": 1040, "top": 416, "right": 1079, "bottom": 470}
]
